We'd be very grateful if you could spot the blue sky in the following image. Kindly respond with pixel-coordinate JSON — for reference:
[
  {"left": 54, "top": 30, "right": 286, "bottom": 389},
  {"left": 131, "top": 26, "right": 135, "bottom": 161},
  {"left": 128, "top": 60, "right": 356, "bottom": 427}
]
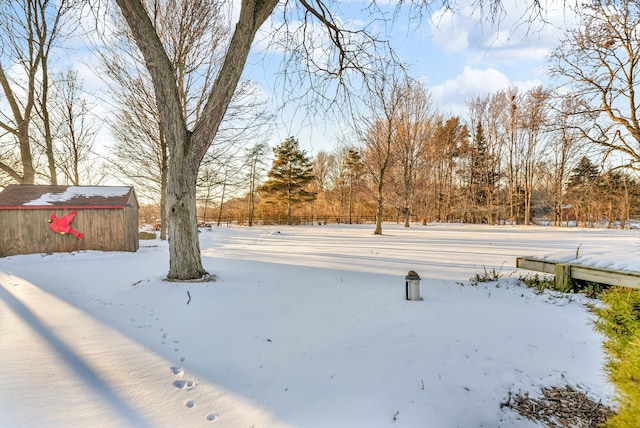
[
  {"left": 63, "top": 1, "right": 576, "bottom": 157},
  {"left": 413, "top": 2, "right": 573, "bottom": 112},
  {"left": 241, "top": 0, "right": 577, "bottom": 154}
]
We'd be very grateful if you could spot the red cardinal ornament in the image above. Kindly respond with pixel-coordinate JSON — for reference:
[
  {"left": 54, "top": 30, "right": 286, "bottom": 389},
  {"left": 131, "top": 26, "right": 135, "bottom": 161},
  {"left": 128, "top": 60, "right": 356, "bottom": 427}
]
[{"left": 48, "top": 211, "right": 84, "bottom": 239}]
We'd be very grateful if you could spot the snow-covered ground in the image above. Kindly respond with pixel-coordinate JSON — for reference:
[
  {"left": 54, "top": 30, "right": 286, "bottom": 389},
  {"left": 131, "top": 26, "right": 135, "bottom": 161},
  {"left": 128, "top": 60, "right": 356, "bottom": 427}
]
[{"left": 1, "top": 223, "right": 632, "bottom": 428}]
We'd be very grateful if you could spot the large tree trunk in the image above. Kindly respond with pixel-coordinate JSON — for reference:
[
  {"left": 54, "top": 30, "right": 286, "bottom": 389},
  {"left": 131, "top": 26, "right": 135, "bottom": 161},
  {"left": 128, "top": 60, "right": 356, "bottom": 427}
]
[
  {"left": 116, "top": 0, "right": 278, "bottom": 280},
  {"left": 167, "top": 158, "right": 207, "bottom": 280},
  {"left": 41, "top": 60, "right": 57, "bottom": 185},
  {"left": 374, "top": 180, "right": 383, "bottom": 235},
  {"left": 18, "top": 125, "right": 36, "bottom": 184},
  {"left": 0, "top": 67, "right": 36, "bottom": 184},
  {"left": 160, "top": 156, "right": 168, "bottom": 240},
  {"left": 374, "top": 201, "right": 383, "bottom": 234}
]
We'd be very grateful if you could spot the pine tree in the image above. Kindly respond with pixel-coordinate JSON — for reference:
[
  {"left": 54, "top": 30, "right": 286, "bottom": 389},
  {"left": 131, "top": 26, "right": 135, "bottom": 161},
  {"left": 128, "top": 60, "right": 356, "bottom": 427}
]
[
  {"left": 467, "top": 123, "right": 497, "bottom": 223},
  {"left": 470, "top": 123, "right": 488, "bottom": 206},
  {"left": 343, "top": 148, "right": 364, "bottom": 224},
  {"left": 567, "top": 156, "right": 600, "bottom": 189},
  {"left": 566, "top": 156, "right": 600, "bottom": 226},
  {"left": 259, "top": 136, "right": 316, "bottom": 225}
]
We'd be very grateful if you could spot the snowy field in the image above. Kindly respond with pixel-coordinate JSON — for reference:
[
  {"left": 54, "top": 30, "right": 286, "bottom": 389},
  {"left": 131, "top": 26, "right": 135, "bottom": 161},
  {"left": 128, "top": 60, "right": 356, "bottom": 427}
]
[{"left": 1, "top": 223, "right": 635, "bottom": 428}]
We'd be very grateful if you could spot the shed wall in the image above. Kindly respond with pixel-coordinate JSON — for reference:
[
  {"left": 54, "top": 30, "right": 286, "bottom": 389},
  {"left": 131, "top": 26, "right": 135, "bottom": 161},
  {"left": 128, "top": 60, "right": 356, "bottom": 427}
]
[{"left": 0, "top": 207, "right": 138, "bottom": 257}]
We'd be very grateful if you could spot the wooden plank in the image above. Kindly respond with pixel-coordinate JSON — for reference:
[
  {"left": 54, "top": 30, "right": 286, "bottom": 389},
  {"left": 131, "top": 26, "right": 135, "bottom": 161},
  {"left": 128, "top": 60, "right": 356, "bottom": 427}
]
[
  {"left": 555, "top": 263, "right": 571, "bottom": 292},
  {"left": 570, "top": 265, "right": 640, "bottom": 289},
  {"left": 517, "top": 256, "right": 640, "bottom": 290},
  {"left": 516, "top": 257, "right": 556, "bottom": 274}
]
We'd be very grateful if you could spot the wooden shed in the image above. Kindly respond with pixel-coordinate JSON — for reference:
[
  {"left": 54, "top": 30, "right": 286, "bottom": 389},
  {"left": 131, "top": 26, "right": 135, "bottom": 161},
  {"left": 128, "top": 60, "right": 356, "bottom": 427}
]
[{"left": 0, "top": 185, "right": 139, "bottom": 257}]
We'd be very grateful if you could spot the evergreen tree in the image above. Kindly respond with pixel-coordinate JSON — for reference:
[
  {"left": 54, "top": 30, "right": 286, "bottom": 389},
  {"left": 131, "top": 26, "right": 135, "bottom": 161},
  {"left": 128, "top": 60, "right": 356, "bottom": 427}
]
[
  {"left": 566, "top": 156, "right": 600, "bottom": 226},
  {"left": 567, "top": 156, "right": 600, "bottom": 189},
  {"left": 259, "top": 137, "right": 316, "bottom": 225},
  {"left": 467, "top": 123, "right": 497, "bottom": 223},
  {"left": 470, "top": 123, "right": 488, "bottom": 206},
  {"left": 343, "top": 148, "right": 364, "bottom": 224}
]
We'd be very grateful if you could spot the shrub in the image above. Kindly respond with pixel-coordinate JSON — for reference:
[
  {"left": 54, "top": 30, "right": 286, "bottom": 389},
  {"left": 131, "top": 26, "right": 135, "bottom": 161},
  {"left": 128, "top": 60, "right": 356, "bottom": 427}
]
[
  {"left": 517, "top": 274, "right": 608, "bottom": 298},
  {"left": 573, "top": 279, "right": 607, "bottom": 299},
  {"left": 519, "top": 273, "right": 555, "bottom": 294},
  {"left": 468, "top": 266, "right": 502, "bottom": 286},
  {"left": 593, "top": 287, "right": 640, "bottom": 427}
]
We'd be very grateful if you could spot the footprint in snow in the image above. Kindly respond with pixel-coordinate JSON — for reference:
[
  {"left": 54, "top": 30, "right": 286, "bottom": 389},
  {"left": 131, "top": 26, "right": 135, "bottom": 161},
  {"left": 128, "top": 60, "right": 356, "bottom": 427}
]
[
  {"left": 173, "top": 379, "right": 195, "bottom": 390},
  {"left": 185, "top": 400, "right": 195, "bottom": 408},
  {"left": 206, "top": 413, "right": 218, "bottom": 422},
  {"left": 170, "top": 366, "right": 183, "bottom": 376}
]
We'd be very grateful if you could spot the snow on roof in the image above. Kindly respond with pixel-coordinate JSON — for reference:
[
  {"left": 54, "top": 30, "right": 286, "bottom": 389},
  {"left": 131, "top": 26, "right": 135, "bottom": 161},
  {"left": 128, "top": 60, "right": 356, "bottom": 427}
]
[
  {"left": 0, "top": 185, "right": 135, "bottom": 209},
  {"left": 24, "top": 187, "right": 130, "bottom": 206}
]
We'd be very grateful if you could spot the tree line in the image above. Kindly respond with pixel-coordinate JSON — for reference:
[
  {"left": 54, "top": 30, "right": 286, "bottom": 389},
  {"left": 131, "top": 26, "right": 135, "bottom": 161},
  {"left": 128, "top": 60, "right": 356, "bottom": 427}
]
[{"left": 211, "top": 86, "right": 640, "bottom": 230}]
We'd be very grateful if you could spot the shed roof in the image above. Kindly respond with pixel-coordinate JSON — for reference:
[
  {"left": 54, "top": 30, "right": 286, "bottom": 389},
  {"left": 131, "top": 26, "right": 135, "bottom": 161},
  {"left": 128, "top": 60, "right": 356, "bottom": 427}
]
[{"left": 0, "top": 185, "right": 135, "bottom": 209}]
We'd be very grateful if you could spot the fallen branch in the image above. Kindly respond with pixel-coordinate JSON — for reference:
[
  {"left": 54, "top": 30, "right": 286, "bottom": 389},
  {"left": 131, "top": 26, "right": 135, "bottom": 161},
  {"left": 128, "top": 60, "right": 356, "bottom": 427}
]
[{"left": 501, "top": 384, "right": 613, "bottom": 427}]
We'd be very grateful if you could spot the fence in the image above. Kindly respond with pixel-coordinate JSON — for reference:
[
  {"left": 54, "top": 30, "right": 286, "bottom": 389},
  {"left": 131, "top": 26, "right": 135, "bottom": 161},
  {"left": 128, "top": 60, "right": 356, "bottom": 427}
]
[{"left": 516, "top": 256, "right": 640, "bottom": 291}]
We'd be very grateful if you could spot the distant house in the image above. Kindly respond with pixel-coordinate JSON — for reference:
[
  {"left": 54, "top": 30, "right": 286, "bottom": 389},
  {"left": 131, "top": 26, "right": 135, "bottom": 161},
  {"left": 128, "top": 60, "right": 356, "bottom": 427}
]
[{"left": 0, "top": 185, "right": 139, "bottom": 257}]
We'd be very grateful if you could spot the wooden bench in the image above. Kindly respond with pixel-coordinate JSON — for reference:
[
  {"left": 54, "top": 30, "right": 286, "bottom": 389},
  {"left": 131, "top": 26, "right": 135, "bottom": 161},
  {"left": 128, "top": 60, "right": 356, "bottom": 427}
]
[{"left": 516, "top": 256, "right": 640, "bottom": 292}]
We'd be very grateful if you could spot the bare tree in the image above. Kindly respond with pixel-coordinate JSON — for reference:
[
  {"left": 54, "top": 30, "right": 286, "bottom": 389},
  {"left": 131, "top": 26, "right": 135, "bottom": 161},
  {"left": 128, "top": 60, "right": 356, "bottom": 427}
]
[
  {"left": 244, "top": 141, "right": 269, "bottom": 226},
  {"left": 51, "top": 70, "right": 100, "bottom": 185},
  {"left": 546, "top": 92, "right": 589, "bottom": 225},
  {"left": 390, "top": 79, "right": 433, "bottom": 227},
  {"left": 113, "top": 0, "right": 406, "bottom": 277},
  {"left": 35, "top": 1, "right": 80, "bottom": 185},
  {"left": 316, "top": 146, "right": 345, "bottom": 223},
  {"left": 467, "top": 93, "right": 505, "bottom": 224},
  {"left": 108, "top": 69, "right": 169, "bottom": 236},
  {"left": 502, "top": 87, "right": 524, "bottom": 224},
  {"left": 311, "top": 150, "right": 337, "bottom": 223},
  {"left": 101, "top": 0, "right": 228, "bottom": 241},
  {"left": 520, "top": 86, "right": 551, "bottom": 225},
  {"left": 357, "top": 73, "right": 406, "bottom": 235},
  {"left": 0, "top": 0, "right": 76, "bottom": 184},
  {"left": 550, "top": 0, "right": 640, "bottom": 171},
  {"left": 424, "top": 116, "right": 467, "bottom": 222},
  {"left": 197, "top": 83, "right": 272, "bottom": 226},
  {"left": 342, "top": 147, "right": 364, "bottom": 224},
  {"left": 113, "top": 0, "right": 547, "bottom": 278}
]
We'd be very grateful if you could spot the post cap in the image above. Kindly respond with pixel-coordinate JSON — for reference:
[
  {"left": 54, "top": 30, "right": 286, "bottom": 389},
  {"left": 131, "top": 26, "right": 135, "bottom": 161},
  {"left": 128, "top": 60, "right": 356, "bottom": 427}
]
[{"left": 405, "top": 270, "right": 420, "bottom": 280}]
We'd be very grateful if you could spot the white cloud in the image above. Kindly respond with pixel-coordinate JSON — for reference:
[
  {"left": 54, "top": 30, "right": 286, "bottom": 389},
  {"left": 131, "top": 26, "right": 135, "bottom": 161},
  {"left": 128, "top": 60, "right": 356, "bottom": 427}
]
[
  {"left": 429, "top": 1, "right": 578, "bottom": 67},
  {"left": 430, "top": 8, "right": 470, "bottom": 53},
  {"left": 430, "top": 66, "right": 541, "bottom": 116},
  {"left": 433, "top": 66, "right": 509, "bottom": 97}
]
